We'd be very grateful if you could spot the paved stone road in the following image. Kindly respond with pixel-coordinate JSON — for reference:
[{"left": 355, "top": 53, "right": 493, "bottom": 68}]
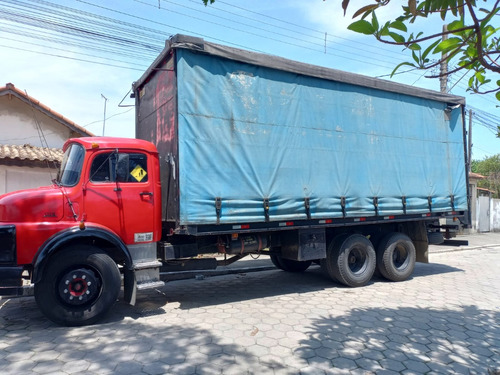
[{"left": 1, "top": 246, "right": 499, "bottom": 374}]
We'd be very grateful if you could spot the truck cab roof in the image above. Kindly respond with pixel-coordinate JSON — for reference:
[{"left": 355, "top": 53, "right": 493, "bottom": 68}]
[{"left": 64, "top": 137, "right": 158, "bottom": 154}]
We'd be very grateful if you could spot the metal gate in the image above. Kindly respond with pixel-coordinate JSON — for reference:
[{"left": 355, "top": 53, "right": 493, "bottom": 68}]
[{"left": 478, "top": 196, "right": 491, "bottom": 232}]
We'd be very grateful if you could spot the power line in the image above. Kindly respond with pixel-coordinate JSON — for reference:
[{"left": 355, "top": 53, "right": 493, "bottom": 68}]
[
  {"left": 133, "top": 0, "right": 415, "bottom": 71},
  {"left": 75, "top": 0, "right": 266, "bottom": 53},
  {"left": 0, "top": 0, "right": 429, "bottom": 82},
  {"left": 78, "top": 0, "right": 412, "bottom": 72},
  {"left": 0, "top": 2, "right": 163, "bottom": 53},
  {"left": 0, "top": 34, "right": 151, "bottom": 67},
  {"left": 198, "top": 0, "right": 413, "bottom": 59},
  {"left": 172, "top": 0, "right": 410, "bottom": 62},
  {"left": 215, "top": 0, "right": 325, "bottom": 35},
  {"left": 83, "top": 107, "right": 134, "bottom": 127},
  {"left": 186, "top": 0, "right": 324, "bottom": 39},
  {"left": 1, "top": 0, "right": 498, "bottom": 102},
  {"left": 0, "top": 43, "right": 146, "bottom": 71}
]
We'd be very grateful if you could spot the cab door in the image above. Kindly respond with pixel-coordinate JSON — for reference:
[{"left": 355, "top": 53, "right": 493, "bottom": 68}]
[{"left": 83, "top": 150, "right": 156, "bottom": 245}]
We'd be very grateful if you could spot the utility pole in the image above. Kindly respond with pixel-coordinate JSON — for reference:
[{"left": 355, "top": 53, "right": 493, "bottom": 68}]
[
  {"left": 440, "top": 25, "right": 448, "bottom": 93},
  {"left": 101, "top": 94, "right": 108, "bottom": 136}
]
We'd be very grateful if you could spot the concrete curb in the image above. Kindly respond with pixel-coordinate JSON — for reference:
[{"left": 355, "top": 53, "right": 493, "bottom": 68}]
[{"left": 430, "top": 244, "right": 500, "bottom": 254}]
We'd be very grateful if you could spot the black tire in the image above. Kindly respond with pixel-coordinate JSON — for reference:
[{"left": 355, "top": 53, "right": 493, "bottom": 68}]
[
  {"left": 270, "top": 254, "right": 284, "bottom": 270},
  {"left": 35, "top": 245, "right": 121, "bottom": 326},
  {"left": 427, "top": 231, "right": 444, "bottom": 245},
  {"left": 376, "top": 232, "right": 416, "bottom": 282},
  {"left": 319, "top": 259, "right": 335, "bottom": 279},
  {"left": 270, "top": 254, "right": 311, "bottom": 272},
  {"left": 324, "top": 234, "right": 376, "bottom": 287},
  {"left": 279, "top": 258, "right": 312, "bottom": 272}
]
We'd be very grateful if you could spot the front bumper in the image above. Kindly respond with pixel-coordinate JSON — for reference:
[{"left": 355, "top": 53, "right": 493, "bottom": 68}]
[
  {"left": 0, "top": 225, "right": 16, "bottom": 264},
  {"left": 0, "top": 266, "right": 33, "bottom": 296},
  {"left": 0, "top": 225, "right": 33, "bottom": 296}
]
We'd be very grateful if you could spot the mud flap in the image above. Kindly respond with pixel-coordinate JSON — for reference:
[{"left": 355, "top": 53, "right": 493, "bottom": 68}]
[
  {"left": 123, "top": 268, "right": 137, "bottom": 306},
  {"left": 401, "top": 221, "right": 429, "bottom": 263}
]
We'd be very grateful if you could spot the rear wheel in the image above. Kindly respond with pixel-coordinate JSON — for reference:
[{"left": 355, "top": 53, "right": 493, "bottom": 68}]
[
  {"left": 35, "top": 245, "right": 121, "bottom": 326},
  {"left": 324, "top": 234, "right": 376, "bottom": 287},
  {"left": 320, "top": 259, "right": 335, "bottom": 279},
  {"left": 270, "top": 253, "right": 284, "bottom": 270},
  {"left": 376, "top": 232, "right": 416, "bottom": 282},
  {"left": 427, "top": 231, "right": 444, "bottom": 245},
  {"left": 279, "top": 258, "right": 312, "bottom": 272}
]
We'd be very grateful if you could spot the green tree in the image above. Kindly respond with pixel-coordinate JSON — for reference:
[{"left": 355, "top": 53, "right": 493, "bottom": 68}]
[
  {"left": 342, "top": 1, "right": 500, "bottom": 100},
  {"left": 471, "top": 154, "right": 500, "bottom": 198}
]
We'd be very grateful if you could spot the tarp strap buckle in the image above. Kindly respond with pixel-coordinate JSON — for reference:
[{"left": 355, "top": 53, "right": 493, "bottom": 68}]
[
  {"left": 304, "top": 197, "right": 311, "bottom": 220},
  {"left": 263, "top": 198, "right": 270, "bottom": 222},
  {"left": 340, "top": 196, "right": 346, "bottom": 218},
  {"left": 373, "top": 197, "right": 379, "bottom": 216},
  {"left": 402, "top": 196, "right": 407, "bottom": 214},
  {"left": 428, "top": 196, "right": 433, "bottom": 213},
  {"left": 215, "top": 197, "right": 222, "bottom": 224}
]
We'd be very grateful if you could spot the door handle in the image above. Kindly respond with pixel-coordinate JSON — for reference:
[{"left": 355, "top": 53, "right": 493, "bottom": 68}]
[{"left": 139, "top": 192, "right": 153, "bottom": 197}]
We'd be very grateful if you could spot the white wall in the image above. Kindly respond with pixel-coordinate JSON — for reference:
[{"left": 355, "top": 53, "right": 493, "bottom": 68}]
[
  {"left": 0, "top": 95, "right": 73, "bottom": 149},
  {"left": 491, "top": 198, "right": 500, "bottom": 232},
  {"left": 0, "top": 165, "right": 57, "bottom": 195},
  {"left": 469, "top": 181, "right": 478, "bottom": 232}
]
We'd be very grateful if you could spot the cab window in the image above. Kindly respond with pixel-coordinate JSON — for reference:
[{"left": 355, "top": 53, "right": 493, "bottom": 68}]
[
  {"left": 90, "top": 153, "right": 148, "bottom": 183},
  {"left": 58, "top": 143, "right": 85, "bottom": 186}
]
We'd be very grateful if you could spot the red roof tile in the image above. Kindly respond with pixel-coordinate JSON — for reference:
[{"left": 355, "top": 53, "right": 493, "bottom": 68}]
[
  {"left": 469, "top": 172, "right": 485, "bottom": 180},
  {"left": 0, "top": 144, "right": 63, "bottom": 163}
]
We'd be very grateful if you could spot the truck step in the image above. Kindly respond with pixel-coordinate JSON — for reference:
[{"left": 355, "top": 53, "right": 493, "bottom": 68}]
[
  {"left": 133, "top": 260, "right": 162, "bottom": 270},
  {"left": 136, "top": 280, "right": 165, "bottom": 291}
]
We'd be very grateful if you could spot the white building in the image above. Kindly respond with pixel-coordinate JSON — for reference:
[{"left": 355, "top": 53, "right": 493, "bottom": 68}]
[{"left": 0, "top": 83, "right": 94, "bottom": 194}]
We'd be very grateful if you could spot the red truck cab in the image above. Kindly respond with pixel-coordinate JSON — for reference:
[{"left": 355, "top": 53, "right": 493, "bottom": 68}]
[{"left": 0, "top": 137, "right": 163, "bottom": 325}]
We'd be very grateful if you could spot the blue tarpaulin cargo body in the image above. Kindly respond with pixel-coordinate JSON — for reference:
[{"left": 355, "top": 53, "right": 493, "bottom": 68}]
[{"left": 134, "top": 35, "right": 468, "bottom": 235}]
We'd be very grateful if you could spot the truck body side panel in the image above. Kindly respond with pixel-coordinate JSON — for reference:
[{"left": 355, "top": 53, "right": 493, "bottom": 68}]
[
  {"left": 174, "top": 49, "right": 467, "bottom": 225},
  {"left": 136, "top": 53, "right": 179, "bottom": 222}
]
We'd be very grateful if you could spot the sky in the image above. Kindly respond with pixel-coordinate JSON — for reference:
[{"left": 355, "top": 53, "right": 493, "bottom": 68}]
[{"left": 0, "top": 0, "right": 499, "bottom": 160}]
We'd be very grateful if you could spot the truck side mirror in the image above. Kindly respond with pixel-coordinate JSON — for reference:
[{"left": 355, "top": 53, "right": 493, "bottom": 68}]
[{"left": 115, "top": 154, "right": 130, "bottom": 182}]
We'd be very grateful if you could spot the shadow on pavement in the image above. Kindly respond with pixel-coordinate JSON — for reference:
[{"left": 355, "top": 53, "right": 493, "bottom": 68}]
[
  {"left": 411, "top": 261, "right": 463, "bottom": 278},
  {"left": 0, "top": 261, "right": 462, "bottom": 327},
  {"left": 0, "top": 298, "right": 284, "bottom": 374},
  {"left": 296, "top": 305, "right": 500, "bottom": 374},
  {"left": 0, "top": 261, "right": 483, "bottom": 374},
  {"left": 114, "top": 261, "right": 462, "bottom": 315}
]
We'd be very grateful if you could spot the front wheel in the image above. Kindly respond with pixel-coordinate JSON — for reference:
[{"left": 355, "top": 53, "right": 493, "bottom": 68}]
[{"left": 35, "top": 245, "right": 121, "bottom": 326}]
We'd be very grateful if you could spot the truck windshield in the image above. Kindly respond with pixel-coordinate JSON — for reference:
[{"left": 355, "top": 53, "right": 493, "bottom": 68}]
[{"left": 57, "top": 143, "right": 85, "bottom": 186}]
